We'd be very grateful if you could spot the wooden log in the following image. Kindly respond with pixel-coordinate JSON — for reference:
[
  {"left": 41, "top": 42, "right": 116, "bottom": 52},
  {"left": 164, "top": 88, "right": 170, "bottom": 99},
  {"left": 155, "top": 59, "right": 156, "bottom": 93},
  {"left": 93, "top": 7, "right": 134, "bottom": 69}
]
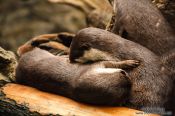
[{"left": 0, "top": 83, "right": 159, "bottom": 116}]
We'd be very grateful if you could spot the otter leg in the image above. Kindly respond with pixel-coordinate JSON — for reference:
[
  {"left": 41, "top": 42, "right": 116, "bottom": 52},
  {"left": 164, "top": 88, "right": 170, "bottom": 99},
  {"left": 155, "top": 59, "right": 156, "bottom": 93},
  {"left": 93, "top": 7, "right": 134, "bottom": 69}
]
[
  {"left": 39, "top": 41, "right": 69, "bottom": 55},
  {"left": 17, "top": 34, "right": 59, "bottom": 56},
  {"left": 103, "top": 60, "right": 140, "bottom": 70},
  {"left": 31, "top": 33, "right": 75, "bottom": 47},
  {"left": 31, "top": 34, "right": 59, "bottom": 46},
  {"left": 17, "top": 33, "right": 74, "bottom": 56}
]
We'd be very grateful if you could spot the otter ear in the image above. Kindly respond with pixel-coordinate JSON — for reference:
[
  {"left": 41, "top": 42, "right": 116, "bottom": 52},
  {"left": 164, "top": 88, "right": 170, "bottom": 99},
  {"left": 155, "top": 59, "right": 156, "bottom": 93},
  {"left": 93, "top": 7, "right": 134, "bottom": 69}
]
[{"left": 57, "top": 33, "right": 75, "bottom": 47}]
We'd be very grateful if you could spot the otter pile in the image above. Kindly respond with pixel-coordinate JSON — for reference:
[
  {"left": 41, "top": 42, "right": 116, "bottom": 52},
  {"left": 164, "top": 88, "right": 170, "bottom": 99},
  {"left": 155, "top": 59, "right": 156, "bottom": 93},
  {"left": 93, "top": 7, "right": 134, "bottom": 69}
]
[{"left": 15, "top": 0, "right": 175, "bottom": 115}]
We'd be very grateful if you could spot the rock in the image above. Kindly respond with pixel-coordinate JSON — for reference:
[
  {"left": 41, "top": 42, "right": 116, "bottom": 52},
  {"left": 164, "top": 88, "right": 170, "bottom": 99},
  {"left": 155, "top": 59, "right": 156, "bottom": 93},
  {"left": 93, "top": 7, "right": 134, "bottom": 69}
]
[
  {"left": 0, "top": 47, "right": 17, "bottom": 82},
  {"left": 152, "top": 0, "right": 168, "bottom": 9},
  {"left": 48, "top": 0, "right": 113, "bottom": 29},
  {"left": 0, "top": 0, "right": 86, "bottom": 52}
]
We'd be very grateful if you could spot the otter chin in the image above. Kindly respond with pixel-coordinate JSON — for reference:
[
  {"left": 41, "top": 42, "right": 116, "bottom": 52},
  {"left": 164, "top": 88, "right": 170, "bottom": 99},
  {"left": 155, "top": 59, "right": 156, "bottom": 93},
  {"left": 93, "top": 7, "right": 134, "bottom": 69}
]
[{"left": 72, "top": 48, "right": 117, "bottom": 63}]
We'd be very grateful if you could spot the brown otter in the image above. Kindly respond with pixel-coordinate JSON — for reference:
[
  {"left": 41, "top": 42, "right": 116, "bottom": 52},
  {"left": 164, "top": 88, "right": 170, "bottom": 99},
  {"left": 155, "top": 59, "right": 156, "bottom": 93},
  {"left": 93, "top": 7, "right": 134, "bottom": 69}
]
[
  {"left": 69, "top": 27, "right": 173, "bottom": 110},
  {"left": 16, "top": 47, "right": 140, "bottom": 106},
  {"left": 109, "top": 0, "right": 175, "bottom": 56},
  {"left": 109, "top": 0, "right": 175, "bottom": 111},
  {"left": 17, "top": 33, "right": 74, "bottom": 56}
]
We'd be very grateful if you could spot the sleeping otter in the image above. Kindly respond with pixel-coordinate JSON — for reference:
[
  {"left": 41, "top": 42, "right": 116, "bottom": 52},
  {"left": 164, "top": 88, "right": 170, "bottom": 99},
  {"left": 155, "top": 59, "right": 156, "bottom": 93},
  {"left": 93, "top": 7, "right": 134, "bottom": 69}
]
[
  {"left": 16, "top": 47, "right": 140, "bottom": 105},
  {"left": 109, "top": 1, "right": 175, "bottom": 112},
  {"left": 109, "top": 0, "right": 175, "bottom": 56},
  {"left": 69, "top": 27, "right": 173, "bottom": 110}
]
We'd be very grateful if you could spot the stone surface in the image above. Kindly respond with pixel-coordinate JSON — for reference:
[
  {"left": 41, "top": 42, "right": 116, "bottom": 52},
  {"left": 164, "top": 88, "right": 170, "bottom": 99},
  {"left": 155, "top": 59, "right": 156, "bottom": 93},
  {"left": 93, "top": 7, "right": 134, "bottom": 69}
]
[
  {"left": 0, "top": 47, "right": 17, "bottom": 82},
  {"left": 49, "top": 0, "right": 113, "bottom": 29},
  {"left": 0, "top": 0, "right": 86, "bottom": 52}
]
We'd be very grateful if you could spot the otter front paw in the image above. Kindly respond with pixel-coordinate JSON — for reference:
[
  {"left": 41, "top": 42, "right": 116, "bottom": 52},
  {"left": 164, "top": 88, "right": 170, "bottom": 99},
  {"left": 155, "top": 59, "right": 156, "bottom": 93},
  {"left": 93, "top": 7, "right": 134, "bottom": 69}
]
[
  {"left": 124, "top": 60, "right": 140, "bottom": 68},
  {"left": 39, "top": 41, "right": 69, "bottom": 55},
  {"left": 31, "top": 34, "right": 59, "bottom": 47},
  {"left": 17, "top": 34, "right": 59, "bottom": 56}
]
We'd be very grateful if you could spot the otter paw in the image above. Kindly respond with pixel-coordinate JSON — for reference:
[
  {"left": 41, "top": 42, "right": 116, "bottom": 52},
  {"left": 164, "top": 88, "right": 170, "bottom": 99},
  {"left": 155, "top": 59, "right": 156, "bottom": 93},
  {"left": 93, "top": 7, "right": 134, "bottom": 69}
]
[
  {"left": 31, "top": 34, "right": 58, "bottom": 47},
  {"left": 125, "top": 60, "right": 140, "bottom": 68},
  {"left": 38, "top": 41, "right": 69, "bottom": 55}
]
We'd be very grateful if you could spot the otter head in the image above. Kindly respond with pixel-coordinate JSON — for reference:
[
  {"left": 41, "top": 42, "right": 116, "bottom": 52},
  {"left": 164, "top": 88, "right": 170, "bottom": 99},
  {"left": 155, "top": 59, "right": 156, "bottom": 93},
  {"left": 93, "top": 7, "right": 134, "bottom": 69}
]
[{"left": 70, "top": 27, "right": 119, "bottom": 63}]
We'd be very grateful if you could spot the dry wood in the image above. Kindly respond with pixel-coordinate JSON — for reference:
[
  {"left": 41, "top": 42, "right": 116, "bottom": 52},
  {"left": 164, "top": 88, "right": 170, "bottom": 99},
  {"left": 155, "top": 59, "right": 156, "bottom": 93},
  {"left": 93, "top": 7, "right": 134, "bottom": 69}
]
[{"left": 0, "top": 83, "right": 159, "bottom": 116}]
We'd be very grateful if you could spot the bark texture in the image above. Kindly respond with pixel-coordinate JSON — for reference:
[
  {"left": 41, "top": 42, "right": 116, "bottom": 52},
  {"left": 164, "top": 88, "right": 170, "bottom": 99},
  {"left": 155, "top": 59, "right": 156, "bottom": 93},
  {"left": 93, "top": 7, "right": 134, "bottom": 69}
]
[{"left": 0, "top": 83, "right": 159, "bottom": 116}]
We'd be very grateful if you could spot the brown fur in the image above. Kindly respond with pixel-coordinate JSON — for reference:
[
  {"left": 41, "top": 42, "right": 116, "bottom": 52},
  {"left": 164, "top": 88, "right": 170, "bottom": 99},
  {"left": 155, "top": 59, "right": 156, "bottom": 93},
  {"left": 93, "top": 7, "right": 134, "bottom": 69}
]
[
  {"left": 17, "top": 33, "right": 74, "bottom": 56},
  {"left": 109, "top": 0, "right": 175, "bottom": 56},
  {"left": 109, "top": 0, "right": 175, "bottom": 79},
  {"left": 16, "top": 48, "right": 140, "bottom": 106},
  {"left": 109, "top": 0, "right": 175, "bottom": 112},
  {"left": 69, "top": 27, "right": 173, "bottom": 110}
]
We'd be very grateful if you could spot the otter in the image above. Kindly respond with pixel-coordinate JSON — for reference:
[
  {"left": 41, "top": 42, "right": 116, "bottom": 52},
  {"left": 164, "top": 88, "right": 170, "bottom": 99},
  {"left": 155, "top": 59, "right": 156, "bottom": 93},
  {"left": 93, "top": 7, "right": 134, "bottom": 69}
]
[
  {"left": 108, "top": 0, "right": 175, "bottom": 111},
  {"left": 17, "top": 33, "right": 74, "bottom": 56},
  {"left": 109, "top": 0, "right": 175, "bottom": 56},
  {"left": 69, "top": 27, "right": 173, "bottom": 110},
  {"left": 16, "top": 47, "right": 140, "bottom": 106}
]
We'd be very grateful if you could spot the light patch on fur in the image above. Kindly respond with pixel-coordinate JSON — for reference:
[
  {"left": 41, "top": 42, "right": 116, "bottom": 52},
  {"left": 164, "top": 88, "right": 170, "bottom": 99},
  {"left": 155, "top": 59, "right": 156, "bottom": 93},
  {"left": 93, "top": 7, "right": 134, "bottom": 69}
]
[
  {"left": 113, "top": 0, "right": 117, "bottom": 13},
  {"left": 156, "top": 19, "right": 161, "bottom": 27},
  {"left": 75, "top": 48, "right": 115, "bottom": 63},
  {"left": 93, "top": 68, "right": 123, "bottom": 74}
]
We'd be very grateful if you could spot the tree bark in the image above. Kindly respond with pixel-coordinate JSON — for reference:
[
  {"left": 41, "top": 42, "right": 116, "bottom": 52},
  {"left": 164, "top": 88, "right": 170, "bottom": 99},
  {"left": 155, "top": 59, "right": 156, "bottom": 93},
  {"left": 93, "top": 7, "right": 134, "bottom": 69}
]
[{"left": 0, "top": 83, "right": 159, "bottom": 116}]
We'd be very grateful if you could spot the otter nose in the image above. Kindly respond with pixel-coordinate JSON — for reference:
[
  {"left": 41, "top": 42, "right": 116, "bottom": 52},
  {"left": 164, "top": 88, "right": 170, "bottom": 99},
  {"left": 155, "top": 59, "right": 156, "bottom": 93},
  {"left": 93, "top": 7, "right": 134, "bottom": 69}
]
[
  {"left": 70, "top": 58, "right": 76, "bottom": 63},
  {"left": 69, "top": 53, "right": 77, "bottom": 63},
  {"left": 69, "top": 50, "right": 81, "bottom": 63}
]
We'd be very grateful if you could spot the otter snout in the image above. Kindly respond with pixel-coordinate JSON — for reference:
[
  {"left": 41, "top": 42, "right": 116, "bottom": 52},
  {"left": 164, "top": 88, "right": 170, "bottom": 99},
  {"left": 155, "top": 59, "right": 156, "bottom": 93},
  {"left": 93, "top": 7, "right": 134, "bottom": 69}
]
[{"left": 69, "top": 50, "right": 84, "bottom": 63}]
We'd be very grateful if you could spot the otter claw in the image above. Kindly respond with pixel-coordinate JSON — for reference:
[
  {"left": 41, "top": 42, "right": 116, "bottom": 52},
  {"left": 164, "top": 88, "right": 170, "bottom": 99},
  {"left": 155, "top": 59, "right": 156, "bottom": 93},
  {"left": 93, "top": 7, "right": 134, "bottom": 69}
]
[{"left": 126, "top": 60, "right": 140, "bottom": 68}]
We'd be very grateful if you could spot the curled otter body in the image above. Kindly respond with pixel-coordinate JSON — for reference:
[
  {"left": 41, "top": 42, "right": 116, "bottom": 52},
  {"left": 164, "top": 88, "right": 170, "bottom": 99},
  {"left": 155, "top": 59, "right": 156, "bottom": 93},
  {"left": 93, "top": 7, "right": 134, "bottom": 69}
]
[
  {"left": 109, "top": 0, "right": 175, "bottom": 111},
  {"left": 110, "top": 0, "right": 175, "bottom": 77},
  {"left": 16, "top": 48, "right": 140, "bottom": 105},
  {"left": 69, "top": 27, "right": 172, "bottom": 109},
  {"left": 110, "top": 0, "right": 175, "bottom": 56}
]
